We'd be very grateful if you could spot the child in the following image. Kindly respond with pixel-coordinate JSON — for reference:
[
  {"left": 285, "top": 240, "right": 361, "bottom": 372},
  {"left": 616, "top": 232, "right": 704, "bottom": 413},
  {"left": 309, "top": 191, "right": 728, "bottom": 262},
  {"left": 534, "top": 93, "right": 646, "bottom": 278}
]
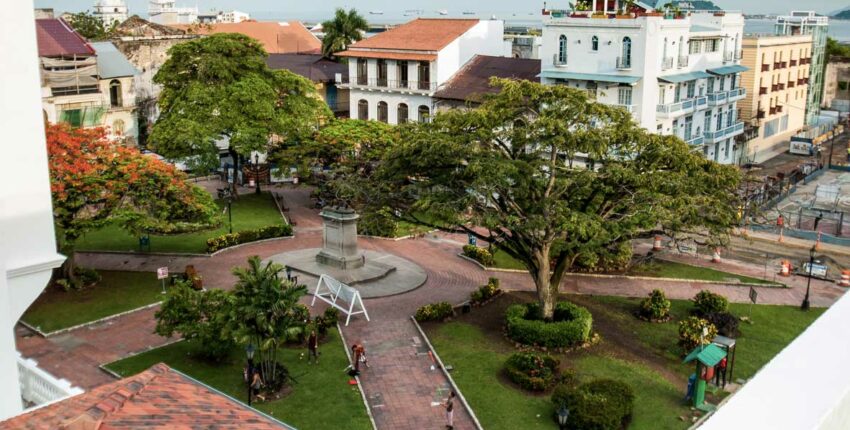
[
  {"left": 444, "top": 391, "right": 456, "bottom": 429},
  {"left": 307, "top": 330, "right": 319, "bottom": 364}
]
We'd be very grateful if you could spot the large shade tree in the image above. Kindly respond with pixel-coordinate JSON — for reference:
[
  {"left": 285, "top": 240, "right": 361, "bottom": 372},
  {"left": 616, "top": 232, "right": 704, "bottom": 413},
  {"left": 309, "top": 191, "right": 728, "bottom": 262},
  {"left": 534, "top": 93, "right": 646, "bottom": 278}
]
[
  {"left": 321, "top": 8, "right": 369, "bottom": 58},
  {"left": 150, "top": 33, "right": 330, "bottom": 194},
  {"left": 67, "top": 11, "right": 117, "bottom": 41},
  {"left": 362, "top": 79, "right": 741, "bottom": 318}
]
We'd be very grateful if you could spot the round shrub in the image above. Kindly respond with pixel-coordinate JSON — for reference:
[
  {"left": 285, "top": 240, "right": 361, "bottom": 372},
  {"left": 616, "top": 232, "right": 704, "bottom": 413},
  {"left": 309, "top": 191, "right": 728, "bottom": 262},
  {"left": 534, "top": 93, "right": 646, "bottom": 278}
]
[
  {"left": 504, "top": 352, "right": 560, "bottom": 391},
  {"left": 706, "top": 311, "right": 740, "bottom": 337},
  {"left": 551, "top": 379, "right": 635, "bottom": 430},
  {"left": 693, "top": 290, "right": 729, "bottom": 316},
  {"left": 414, "top": 302, "right": 454, "bottom": 322},
  {"left": 470, "top": 277, "right": 501, "bottom": 304},
  {"left": 462, "top": 245, "right": 494, "bottom": 266},
  {"left": 678, "top": 316, "right": 718, "bottom": 352},
  {"left": 638, "top": 289, "right": 671, "bottom": 321},
  {"left": 505, "top": 302, "right": 593, "bottom": 348}
]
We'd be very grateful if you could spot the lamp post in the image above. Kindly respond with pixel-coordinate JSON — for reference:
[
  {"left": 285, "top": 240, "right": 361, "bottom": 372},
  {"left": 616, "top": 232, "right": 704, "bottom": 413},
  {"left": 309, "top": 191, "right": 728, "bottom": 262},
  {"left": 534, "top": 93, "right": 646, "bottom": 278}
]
[
  {"left": 254, "top": 153, "right": 261, "bottom": 195},
  {"left": 801, "top": 245, "right": 815, "bottom": 311},
  {"left": 557, "top": 404, "right": 570, "bottom": 429},
  {"left": 246, "top": 344, "right": 255, "bottom": 405},
  {"left": 225, "top": 191, "right": 233, "bottom": 234}
]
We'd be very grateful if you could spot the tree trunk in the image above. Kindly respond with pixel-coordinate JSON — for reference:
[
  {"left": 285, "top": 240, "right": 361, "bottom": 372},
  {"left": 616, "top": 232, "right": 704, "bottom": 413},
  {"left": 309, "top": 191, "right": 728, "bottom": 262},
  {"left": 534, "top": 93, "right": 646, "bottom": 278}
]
[{"left": 532, "top": 246, "right": 556, "bottom": 320}]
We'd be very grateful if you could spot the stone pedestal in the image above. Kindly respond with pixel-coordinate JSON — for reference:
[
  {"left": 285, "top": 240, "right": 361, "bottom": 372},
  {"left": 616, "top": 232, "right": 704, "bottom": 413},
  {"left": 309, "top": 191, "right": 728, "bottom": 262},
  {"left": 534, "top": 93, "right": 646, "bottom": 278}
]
[{"left": 316, "top": 207, "right": 365, "bottom": 269}]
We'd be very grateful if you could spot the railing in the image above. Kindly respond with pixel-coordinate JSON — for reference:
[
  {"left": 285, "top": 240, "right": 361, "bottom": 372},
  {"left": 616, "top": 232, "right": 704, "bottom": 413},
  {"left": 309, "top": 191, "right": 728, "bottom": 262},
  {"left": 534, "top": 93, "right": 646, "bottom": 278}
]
[
  {"left": 790, "top": 59, "right": 798, "bottom": 67},
  {"left": 798, "top": 78, "right": 809, "bottom": 85},
  {"left": 769, "top": 107, "right": 777, "bottom": 115},
  {"left": 707, "top": 88, "right": 746, "bottom": 106},
  {"left": 777, "top": 83, "right": 785, "bottom": 90},
  {"left": 661, "top": 56, "right": 673, "bottom": 70},
  {"left": 757, "top": 109, "right": 766, "bottom": 119},
  {"left": 771, "top": 84, "right": 779, "bottom": 92},
  {"left": 774, "top": 62, "right": 781, "bottom": 69},
  {"left": 17, "top": 353, "right": 83, "bottom": 408},
  {"left": 610, "top": 104, "right": 635, "bottom": 113},
  {"left": 704, "top": 121, "right": 744, "bottom": 143},
  {"left": 685, "top": 134, "right": 704, "bottom": 146},
  {"left": 51, "top": 86, "right": 100, "bottom": 96},
  {"left": 759, "top": 87, "right": 768, "bottom": 95},
  {"left": 776, "top": 105, "right": 784, "bottom": 113},
  {"left": 788, "top": 81, "right": 796, "bottom": 88},
  {"left": 656, "top": 96, "right": 707, "bottom": 118},
  {"left": 678, "top": 55, "right": 689, "bottom": 68},
  {"left": 338, "top": 77, "right": 437, "bottom": 92},
  {"left": 780, "top": 62, "right": 788, "bottom": 68},
  {"left": 617, "top": 56, "right": 632, "bottom": 70}
]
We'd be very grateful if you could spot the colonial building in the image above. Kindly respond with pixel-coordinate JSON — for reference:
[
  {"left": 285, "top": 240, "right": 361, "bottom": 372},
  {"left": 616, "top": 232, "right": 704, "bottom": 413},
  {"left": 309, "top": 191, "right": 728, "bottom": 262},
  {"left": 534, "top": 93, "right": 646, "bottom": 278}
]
[
  {"left": 434, "top": 55, "right": 540, "bottom": 110},
  {"left": 737, "top": 34, "right": 811, "bottom": 164},
  {"left": 336, "top": 18, "right": 507, "bottom": 125},
  {"left": 266, "top": 53, "right": 350, "bottom": 117},
  {"left": 91, "top": 41, "right": 140, "bottom": 143},
  {"left": 540, "top": 1, "right": 746, "bottom": 164},
  {"left": 774, "top": 12, "right": 828, "bottom": 126},
  {"left": 93, "top": 0, "right": 128, "bottom": 27}
]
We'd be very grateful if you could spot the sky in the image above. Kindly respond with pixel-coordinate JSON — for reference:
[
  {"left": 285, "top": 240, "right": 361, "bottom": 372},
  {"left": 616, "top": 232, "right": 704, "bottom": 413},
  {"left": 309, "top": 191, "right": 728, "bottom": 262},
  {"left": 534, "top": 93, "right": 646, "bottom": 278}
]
[{"left": 34, "top": 0, "right": 849, "bottom": 19}]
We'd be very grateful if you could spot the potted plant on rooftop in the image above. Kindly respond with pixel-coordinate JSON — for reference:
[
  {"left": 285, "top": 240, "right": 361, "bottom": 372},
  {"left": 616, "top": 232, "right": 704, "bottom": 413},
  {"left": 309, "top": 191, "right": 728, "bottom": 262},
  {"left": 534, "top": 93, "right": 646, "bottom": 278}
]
[
  {"left": 569, "top": 1, "right": 591, "bottom": 18},
  {"left": 616, "top": 0, "right": 636, "bottom": 18}
]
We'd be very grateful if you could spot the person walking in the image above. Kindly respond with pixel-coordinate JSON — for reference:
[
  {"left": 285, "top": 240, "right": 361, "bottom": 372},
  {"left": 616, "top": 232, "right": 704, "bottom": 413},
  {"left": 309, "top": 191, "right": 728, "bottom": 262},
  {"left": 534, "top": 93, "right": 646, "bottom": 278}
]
[
  {"left": 444, "top": 390, "right": 456, "bottom": 429},
  {"left": 307, "top": 330, "right": 319, "bottom": 364},
  {"left": 251, "top": 370, "right": 265, "bottom": 402},
  {"left": 351, "top": 343, "right": 362, "bottom": 375}
]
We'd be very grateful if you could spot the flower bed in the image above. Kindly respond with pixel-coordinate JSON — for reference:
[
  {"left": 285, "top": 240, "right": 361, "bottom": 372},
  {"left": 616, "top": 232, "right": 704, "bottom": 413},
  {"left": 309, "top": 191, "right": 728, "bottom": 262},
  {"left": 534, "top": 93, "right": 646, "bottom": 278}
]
[
  {"left": 462, "top": 245, "right": 494, "bottom": 266},
  {"left": 505, "top": 301, "right": 592, "bottom": 348},
  {"left": 206, "top": 224, "right": 292, "bottom": 253}
]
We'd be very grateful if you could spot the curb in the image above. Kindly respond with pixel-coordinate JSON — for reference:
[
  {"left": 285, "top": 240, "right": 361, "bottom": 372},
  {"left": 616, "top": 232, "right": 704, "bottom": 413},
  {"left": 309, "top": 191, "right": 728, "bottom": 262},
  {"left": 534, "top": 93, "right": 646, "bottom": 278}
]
[
  {"left": 98, "top": 338, "right": 186, "bottom": 379},
  {"left": 77, "top": 235, "right": 296, "bottom": 260},
  {"left": 337, "top": 323, "right": 378, "bottom": 430},
  {"left": 410, "top": 316, "right": 484, "bottom": 430},
  {"left": 359, "top": 230, "right": 437, "bottom": 241},
  {"left": 21, "top": 301, "right": 163, "bottom": 338}
]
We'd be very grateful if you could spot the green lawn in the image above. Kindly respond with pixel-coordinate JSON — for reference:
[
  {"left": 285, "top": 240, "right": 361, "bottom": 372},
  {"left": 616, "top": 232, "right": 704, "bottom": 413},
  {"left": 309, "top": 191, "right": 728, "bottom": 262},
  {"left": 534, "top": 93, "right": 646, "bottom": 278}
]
[
  {"left": 425, "top": 294, "right": 824, "bottom": 430},
  {"left": 73, "top": 192, "right": 284, "bottom": 254},
  {"left": 630, "top": 260, "right": 781, "bottom": 286},
  {"left": 106, "top": 329, "right": 371, "bottom": 430},
  {"left": 21, "top": 271, "right": 165, "bottom": 333}
]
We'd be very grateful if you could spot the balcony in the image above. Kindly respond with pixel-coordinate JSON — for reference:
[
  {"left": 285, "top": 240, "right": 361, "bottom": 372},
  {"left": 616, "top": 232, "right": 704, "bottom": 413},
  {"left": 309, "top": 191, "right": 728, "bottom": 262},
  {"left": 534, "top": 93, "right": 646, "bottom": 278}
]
[
  {"left": 780, "top": 62, "right": 788, "bottom": 69},
  {"left": 17, "top": 352, "right": 83, "bottom": 408},
  {"left": 790, "top": 59, "right": 798, "bottom": 67},
  {"left": 759, "top": 87, "right": 768, "bottom": 95},
  {"left": 656, "top": 96, "right": 708, "bottom": 118},
  {"left": 617, "top": 57, "right": 633, "bottom": 70},
  {"left": 777, "top": 83, "right": 785, "bottom": 90},
  {"left": 757, "top": 109, "right": 766, "bottom": 119},
  {"left": 774, "top": 62, "right": 781, "bottom": 69},
  {"left": 776, "top": 105, "right": 784, "bottom": 113},
  {"left": 661, "top": 57, "right": 673, "bottom": 70},
  {"left": 684, "top": 134, "right": 704, "bottom": 146},
  {"left": 771, "top": 84, "right": 779, "bottom": 92},
  {"left": 677, "top": 55, "right": 689, "bottom": 68},
  {"left": 798, "top": 78, "right": 809, "bottom": 85},
  {"left": 723, "top": 51, "right": 734, "bottom": 63},
  {"left": 704, "top": 121, "right": 744, "bottom": 143},
  {"left": 769, "top": 107, "right": 777, "bottom": 115},
  {"left": 788, "top": 81, "right": 796, "bottom": 88},
  {"left": 761, "top": 64, "right": 770, "bottom": 72},
  {"left": 707, "top": 88, "right": 746, "bottom": 106},
  {"left": 51, "top": 85, "right": 99, "bottom": 97},
  {"left": 337, "top": 76, "right": 437, "bottom": 93}
]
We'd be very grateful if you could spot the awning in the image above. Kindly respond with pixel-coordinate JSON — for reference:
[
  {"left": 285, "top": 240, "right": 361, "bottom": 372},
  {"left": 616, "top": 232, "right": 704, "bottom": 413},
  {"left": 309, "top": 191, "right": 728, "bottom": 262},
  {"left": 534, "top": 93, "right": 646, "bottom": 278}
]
[
  {"left": 707, "top": 65, "right": 749, "bottom": 75},
  {"left": 539, "top": 70, "right": 641, "bottom": 84},
  {"left": 683, "top": 344, "right": 727, "bottom": 367},
  {"left": 658, "top": 71, "right": 712, "bottom": 83}
]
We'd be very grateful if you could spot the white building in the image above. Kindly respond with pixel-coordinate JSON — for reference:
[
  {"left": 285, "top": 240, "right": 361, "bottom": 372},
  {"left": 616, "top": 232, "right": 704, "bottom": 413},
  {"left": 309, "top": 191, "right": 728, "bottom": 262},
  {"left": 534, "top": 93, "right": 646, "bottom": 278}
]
[
  {"left": 198, "top": 10, "right": 251, "bottom": 24},
  {"left": 148, "top": 0, "right": 198, "bottom": 25},
  {"left": 336, "top": 18, "right": 506, "bottom": 125},
  {"left": 2, "top": 2, "right": 80, "bottom": 421},
  {"left": 93, "top": 0, "right": 128, "bottom": 27},
  {"left": 540, "top": 1, "right": 746, "bottom": 164}
]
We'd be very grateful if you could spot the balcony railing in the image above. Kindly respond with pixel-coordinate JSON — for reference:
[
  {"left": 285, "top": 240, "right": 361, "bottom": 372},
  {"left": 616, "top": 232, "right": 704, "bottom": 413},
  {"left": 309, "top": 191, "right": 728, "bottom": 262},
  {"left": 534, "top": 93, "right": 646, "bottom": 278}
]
[
  {"left": 788, "top": 81, "right": 796, "bottom": 88},
  {"left": 661, "top": 57, "right": 673, "bottom": 70},
  {"left": 678, "top": 55, "right": 689, "bottom": 68},
  {"left": 51, "top": 86, "right": 99, "bottom": 96},
  {"left": 338, "top": 76, "right": 437, "bottom": 92},
  {"left": 776, "top": 105, "right": 784, "bottom": 113},
  {"left": 769, "top": 107, "right": 777, "bottom": 115},
  {"left": 757, "top": 109, "right": 766, "bottom": 119},
  {"left": 617, "top": 56, "right": 633, "bottom": 70},
  {"left": 761, "top": 64, "right": 770, "bottom": 72},
  {"left": 17, "top": 352, "right": 83, "bottom": 408},
  {"left": 774, "top": 62, "right": 781, "bottom": 69},
  {"left": 790, "top": 59, "right": 798, "bottom": 67},
  {"left": 777, "top": 83, "right": 785, "bottom": 90},
  {"left": 798, "top": 78, "right": 809, "bottom": 85},
  {"left": 707, "top": 88, "right": 746, "bottom": 106},
  {"left": 684, "top": 134, "right": 704, "bottom": 146},
  {"left": 771, "top": 84, "right": 779, "bottom": 92},
  {"left": 656, "top": 96, "right": 707, "bottom": 118},
  {"left": 759, "top": 87, "right": 768, "bottom": 95},
  {"left": 704, "top": 121, "right": 744, "bottom": 143},
  {"left": 780, "top": 62, "right": 788, "bottom": 69}
]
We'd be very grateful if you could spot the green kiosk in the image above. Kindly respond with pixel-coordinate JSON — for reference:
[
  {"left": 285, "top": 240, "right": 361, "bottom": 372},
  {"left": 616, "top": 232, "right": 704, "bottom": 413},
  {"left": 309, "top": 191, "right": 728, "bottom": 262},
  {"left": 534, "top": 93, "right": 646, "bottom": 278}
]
[{"left": 683, "top": 344, "right": 727, "bottom": 412}]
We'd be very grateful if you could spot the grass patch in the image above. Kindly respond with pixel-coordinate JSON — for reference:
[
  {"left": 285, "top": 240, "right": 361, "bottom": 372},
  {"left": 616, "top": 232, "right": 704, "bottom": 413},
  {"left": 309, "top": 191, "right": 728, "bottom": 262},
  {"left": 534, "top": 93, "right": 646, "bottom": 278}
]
[
  {"left": 105, "top": 329, "right": 371, "bottom": 430},
  {"left": 630, "top": 260, "right": 780, "bottom": 286},
  {"left": 21, "top": 271, "right": 165, "bottom": 333},
  {"left": 73, "top": 192, "right": 283, "bottom": 254}
]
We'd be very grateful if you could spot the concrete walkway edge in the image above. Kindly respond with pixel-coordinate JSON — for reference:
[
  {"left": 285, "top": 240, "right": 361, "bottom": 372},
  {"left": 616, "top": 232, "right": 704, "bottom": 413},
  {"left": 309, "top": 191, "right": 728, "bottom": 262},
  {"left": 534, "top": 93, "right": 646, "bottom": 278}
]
[{"left": 337, "top": 323, "right": 379, "bottom": 430}]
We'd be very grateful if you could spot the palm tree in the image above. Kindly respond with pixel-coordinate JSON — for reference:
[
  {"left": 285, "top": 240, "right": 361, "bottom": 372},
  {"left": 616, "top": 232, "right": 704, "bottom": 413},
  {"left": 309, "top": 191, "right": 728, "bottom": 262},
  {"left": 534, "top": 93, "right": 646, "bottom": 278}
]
[
  {"left": 321, "top": 8, "right": 369, "bottom": 58},
  {"left": 230, "top": 256, "right": 307, "bottom": 388}
]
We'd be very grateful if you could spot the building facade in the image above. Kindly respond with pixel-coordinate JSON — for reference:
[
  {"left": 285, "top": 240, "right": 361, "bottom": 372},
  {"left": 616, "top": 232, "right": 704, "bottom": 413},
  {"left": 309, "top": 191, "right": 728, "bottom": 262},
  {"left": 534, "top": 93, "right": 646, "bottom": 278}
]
[
  {"left": 775, "top": 11, "right": 828, "bottom": 125},
  {"left": 737, "top": 34, "right": 811, "bottom": 164},
  {"left": 148, "top": 0, "right": 197, "bottom": 25},
  {"left": 823, "top": 56, "right": 850, "bottom": 112},
  {"left": 93, "top": 0, "right": 128, "bottom": 27},
  {"left": 540, "top": 2, "right": 746, "bottom": 164},
  {"left": 91, "top": 41, "right": 140, "bottom": 143},
  {"left": 336, "top": 18, "right": 506, "bottom": 125}
]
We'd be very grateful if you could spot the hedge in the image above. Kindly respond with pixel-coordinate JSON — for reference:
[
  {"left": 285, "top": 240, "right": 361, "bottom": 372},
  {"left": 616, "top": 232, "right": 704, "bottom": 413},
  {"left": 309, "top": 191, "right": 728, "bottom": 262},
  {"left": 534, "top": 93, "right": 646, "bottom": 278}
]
[
  {"left": 551, "top": 379, "right": 635, "bottom": 430},
  {"left": 414, "top": 302, "right": 454, "bottom": 322},
  {"left": 504, "top": 352, "right": 560, "bottom": 391},
  {"left": 470, "top": 277, "right": 501, "bottom": 305},
  {"left": 462, "top": 245, "right": 494, "bottom": 266},
  {"left": 505, "top": 301, "right": 593, "bottom": 348},
  {"left": 206, "top": 224, "right": 293, "bottom": 253}
]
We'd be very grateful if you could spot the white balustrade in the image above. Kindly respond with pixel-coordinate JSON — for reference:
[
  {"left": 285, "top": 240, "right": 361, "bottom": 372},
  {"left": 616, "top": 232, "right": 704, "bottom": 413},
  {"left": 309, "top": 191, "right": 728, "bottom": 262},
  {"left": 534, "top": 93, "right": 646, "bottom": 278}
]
[{"left": 16, "top": 352, "right": 83, "bottom": 409}]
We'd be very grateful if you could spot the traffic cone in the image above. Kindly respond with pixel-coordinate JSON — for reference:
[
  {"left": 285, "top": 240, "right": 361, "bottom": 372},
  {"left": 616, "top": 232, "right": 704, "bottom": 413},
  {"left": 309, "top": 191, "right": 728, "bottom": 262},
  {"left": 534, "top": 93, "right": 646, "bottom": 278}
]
[
  {"left": 839, "top": 270, "right": 850, "bottom": 287},
  {"left": 653, "top": 235, "right": 663, "bottom": 251},
  {"left": 779, "top": 260, "right": 791, "bottom": 277}
]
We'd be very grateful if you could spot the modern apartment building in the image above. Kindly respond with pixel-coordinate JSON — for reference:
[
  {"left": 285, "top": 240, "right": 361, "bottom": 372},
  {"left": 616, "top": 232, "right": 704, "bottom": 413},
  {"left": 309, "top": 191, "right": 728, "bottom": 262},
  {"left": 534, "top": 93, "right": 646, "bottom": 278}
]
[
  {"left": 93, "top": 0, "right": 128, "bottom": 27},
  {"left": 335, "top": 18, "right": 506, "bottom": 125},
  {"left": 148, "top": 0, "right": 197, "bottom": 25},
  {"left": 775, "top": 11, "right": 828, "bottom": 125},
  {"left": 737, "top": 34, "right": 811, "bottom": 164},
  {"left": 540, "top": 1, "right": 746, "bottom": 164}
]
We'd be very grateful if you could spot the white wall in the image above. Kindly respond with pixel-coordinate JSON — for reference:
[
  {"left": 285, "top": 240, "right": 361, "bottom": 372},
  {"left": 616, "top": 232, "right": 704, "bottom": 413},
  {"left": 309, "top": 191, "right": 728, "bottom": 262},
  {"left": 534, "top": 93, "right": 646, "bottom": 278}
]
[
  {"left": 1, "top": 0, "right": 66, "bottom": 420},
  {"left": 348, "top": 91, "right": 433, "bottom": 125},
  {"left": 436, "top": 20, "right": 505, "bottom": 84}
]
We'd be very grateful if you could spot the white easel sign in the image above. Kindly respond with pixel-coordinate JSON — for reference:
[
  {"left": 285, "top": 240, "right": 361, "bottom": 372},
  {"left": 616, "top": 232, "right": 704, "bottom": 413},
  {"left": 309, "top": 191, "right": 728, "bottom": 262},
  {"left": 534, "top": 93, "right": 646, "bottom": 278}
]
[{"left": 310, "top": 274, "right": 370, "bottom": 326}]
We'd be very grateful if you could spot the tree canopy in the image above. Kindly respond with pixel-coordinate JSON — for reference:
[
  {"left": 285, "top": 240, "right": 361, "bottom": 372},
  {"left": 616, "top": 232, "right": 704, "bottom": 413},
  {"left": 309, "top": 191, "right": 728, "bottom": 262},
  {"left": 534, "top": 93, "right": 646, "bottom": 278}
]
[
  {"left": 360, "top": 79, "right": 741, "bottom": 318},
  {"left": 321, "top": 8, "right": 369, "bottom": 58},
  {"left": 66, "top": 11, "right": 116, "bottom": 41}
]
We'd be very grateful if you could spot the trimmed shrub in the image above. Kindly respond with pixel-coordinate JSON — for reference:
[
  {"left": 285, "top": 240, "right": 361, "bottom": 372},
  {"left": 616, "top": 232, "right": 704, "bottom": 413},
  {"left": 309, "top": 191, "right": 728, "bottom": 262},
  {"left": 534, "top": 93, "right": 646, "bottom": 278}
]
[
  {"left": 470, "top": 277, "right": 501, "bottom": 304},
  {"left": 462, "top": 245, "right": 494, "bottom": 266},
  {"left": 206, "top": 224, "right": 292, "bottom": 252},
  {"left": 693, "top": 290, "right": 729, "bottom": 317},
  {"left": 505, "top": 302, "right": 593, "bottom": 348},
  {"left": 638, "top": 289, "right": 671, "bottom": 321},
  {"left": 414, "top": 302, "right": 454, "bottom": 322},
  {"left": 551, "top": 379, "right": 635, "bottom": 430},
  {"left": 706, "top": 311, "right": 740, "bottom": 337},
  {"left": 678, "top": 316, "right": 718, "bottom": 352},
  {"left": 504, "top": 352, "right": 560, "bottom": 391}
]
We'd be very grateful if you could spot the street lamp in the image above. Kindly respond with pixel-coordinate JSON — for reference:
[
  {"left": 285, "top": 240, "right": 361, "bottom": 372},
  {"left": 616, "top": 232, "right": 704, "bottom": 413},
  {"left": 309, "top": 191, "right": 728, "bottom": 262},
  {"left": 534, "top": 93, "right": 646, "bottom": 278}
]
[
  {"left": 557, "top": 404, "right": 570, "bottom": 429},
  {"left": 225, "top": 191, "right": 233, "bottom": 234},
  {"left": 254, "top": 153, "right": 261, "bottom": 195},
  {"left": 801, "top": 245, "right": 815, "bottom": 311},
  {"left": 246, "top": 344, "right": 255, "bottom": 405}
]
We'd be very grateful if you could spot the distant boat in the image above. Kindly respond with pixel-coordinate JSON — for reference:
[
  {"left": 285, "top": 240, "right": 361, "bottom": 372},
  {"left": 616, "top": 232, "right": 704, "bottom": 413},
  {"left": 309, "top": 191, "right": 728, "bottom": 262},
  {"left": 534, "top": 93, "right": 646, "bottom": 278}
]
[
  {"left": 403, "top": 12, "right": 412, "bottom": 16},
  {"left": 369, "top": 10, "right": 384, "bottom": 15},
  {"left": 462, "top": 11, "right": 475, "bottom": 15},
  {"left": 438, "top": 9, "right": 448, "bottom": 15}
]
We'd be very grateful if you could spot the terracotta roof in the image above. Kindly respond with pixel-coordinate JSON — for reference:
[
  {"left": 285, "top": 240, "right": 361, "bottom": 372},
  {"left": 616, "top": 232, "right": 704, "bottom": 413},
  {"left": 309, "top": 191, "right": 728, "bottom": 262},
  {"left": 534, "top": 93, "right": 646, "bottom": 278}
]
[
  {"left": 335, "top": 50, "right": 437, "bottom": 61},
  {"left": 434, "top": 55, "right": 541, "bottom": 103},
  {"left": 345, "top": 18, "right": 479, "bottom": 52},
  {"left": 0, "top": 363, "right": 293, "bottom": 430},
  {"left": 35, "top": 19, "right": 95, "bottom": 57},
  {"left": 171, "top": 21, "right": 321, "bottom": 54},
  {"left": 265, "top": 53, "right": 347, "bottom": 82}
]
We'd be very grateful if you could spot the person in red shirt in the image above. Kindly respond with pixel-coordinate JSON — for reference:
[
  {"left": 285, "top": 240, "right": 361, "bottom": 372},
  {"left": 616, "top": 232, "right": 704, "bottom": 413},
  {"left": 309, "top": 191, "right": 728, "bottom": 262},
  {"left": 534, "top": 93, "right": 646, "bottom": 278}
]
[{"left": 715, "top": 357, "right": 728, "bottom": 387}]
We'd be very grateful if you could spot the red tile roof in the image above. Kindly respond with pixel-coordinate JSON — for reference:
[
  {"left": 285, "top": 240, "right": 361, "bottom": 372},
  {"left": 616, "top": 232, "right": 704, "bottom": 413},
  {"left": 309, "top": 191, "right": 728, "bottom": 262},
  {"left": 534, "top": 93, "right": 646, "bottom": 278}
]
[
  {"left": 172, "top": 21, "right": 321, "bottom": 54},
  {"left": 0, "top": 364, "right": 292, "bottom": 430},
  {"left": 343, "top": 18, "right": 479, "bottom": 53},
  {"left": 435, "top": 55, "right": 542, "bottom": 103},
  {"left": 35, "top": 19, "right": 95, "bottom": 57}
]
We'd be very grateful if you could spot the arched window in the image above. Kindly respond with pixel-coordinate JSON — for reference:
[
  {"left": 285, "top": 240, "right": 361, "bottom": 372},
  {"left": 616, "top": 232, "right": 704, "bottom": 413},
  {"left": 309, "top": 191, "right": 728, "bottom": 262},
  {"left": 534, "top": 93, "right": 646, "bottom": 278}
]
[
  {"left": 109, "top": 79, "right": 122, "bottom": 107},
  {"left": 377, "top": 101, "right": 388, "bottom": 123},
  {"left": 418, "top": 105, "right": 430, "bottom": 123},
  {"left": 113, "top": 119, "right": 125, "bottom": 136},
  {"left": 591, "top": 36, "right": 599, "bottom": 51},
  {"left": 622, "top": 37, "right": 632, "bottom": 68},
  {"left": 358, "top": 99, "right": 368, "bottom": 120},
  {"left": 398, "top": 103, "right": 409, "bottom": 124},
  {"left": 558, "top": 35, "right": 568, "bottom": 65}
]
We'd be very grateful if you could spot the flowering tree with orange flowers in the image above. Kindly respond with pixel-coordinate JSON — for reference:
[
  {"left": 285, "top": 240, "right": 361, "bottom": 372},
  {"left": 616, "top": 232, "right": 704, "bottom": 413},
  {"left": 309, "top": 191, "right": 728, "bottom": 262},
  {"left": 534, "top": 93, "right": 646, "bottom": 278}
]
[{"left": 47, "top": 124, "right": 218, "bottom": 277}]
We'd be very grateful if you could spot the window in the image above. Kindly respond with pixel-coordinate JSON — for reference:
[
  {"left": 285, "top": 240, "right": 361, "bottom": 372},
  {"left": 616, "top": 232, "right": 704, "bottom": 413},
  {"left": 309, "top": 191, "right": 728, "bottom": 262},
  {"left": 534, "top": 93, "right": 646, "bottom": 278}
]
[
  {"left": 377, "top": 101, "right": 388, "bottom": 123},
  {"left": 358, "top": 99, "right": 368, "bottom": 120},
  {"left": 112, "top": 119, "right": 125, "bottom": 135},
  {"left": 684, "top": 115, "right": 693, "bottom": 140},
  {"left": 617, "top": 87, "right": 632, "bottom": 106},
  {"left": 674, "top": 84, "right": 681, "bottom": 103},
  {"left": 398, "top": 103, "right": 409, "bottom": 124},
  {"left": 689, "top": 40, "right": 701, "bottom": 54},
  {"left": 398, "top": 61, "right": 408, "bottom": 88},
  {"left": 357, "top": 59, "right": 368, "bottom": 85},
  {"left": 719, "top": 76, "right": 726, "bottom": 91},
  {"left": 726, "top": 105, "right": 734, "bottom": 127},
  {"left": 377, "top": 60, "right": 388, "bottom": 87},
  {"left": 707, "top": 77, "right": 715, "bottom": 93},
  {"left": 109, "top": 79, "right": 122, "bottom": 107},
  {"left": 706, "top": 39, "right": 719, "bottom": 52},
  {"left": 591, "top": 36, "right": 599, "bottom": 51},
  {"left": 658, "top": 86, "right": 666, "bottom": 104},
  {"left": 663, "top": 38, "right": 668, "bottom": 60},
  {"left": 716, "top": 110, "right": 723, "bottom": 130},
  {"left": 780, "top": 114, "right": 789, "bottom": 132},
  {"left": 558, "top": 35, "right": 568, "bottom": 64},
  {"left": 622, "top": 37, "right": 632, "bottom": 67},
  {"left": 686, "top": 81, "right": 695, "bottom": 99},
  {"left": 704, "top": 111, "right": 712, "bottom": 133},
  {"left": 418, "top": 61, "right": 430, "bottom": 90},
  {"left": 418, "top": 105, "right": 430, "bottom": 123}
]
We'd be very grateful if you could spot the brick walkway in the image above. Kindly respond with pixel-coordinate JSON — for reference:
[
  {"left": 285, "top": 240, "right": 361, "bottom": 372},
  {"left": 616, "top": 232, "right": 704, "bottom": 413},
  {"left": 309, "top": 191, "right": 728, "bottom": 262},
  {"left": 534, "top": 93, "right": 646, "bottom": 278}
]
[{"left": 17, "top": 185, "right": 848, "bottom": 429}]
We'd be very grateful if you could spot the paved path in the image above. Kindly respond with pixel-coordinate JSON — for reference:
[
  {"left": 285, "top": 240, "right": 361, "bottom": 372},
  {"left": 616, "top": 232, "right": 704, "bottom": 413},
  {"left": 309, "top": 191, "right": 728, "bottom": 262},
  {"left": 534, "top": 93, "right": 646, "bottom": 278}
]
[{"left": 16, "top": 184, "right": 848, "bottom": 429}]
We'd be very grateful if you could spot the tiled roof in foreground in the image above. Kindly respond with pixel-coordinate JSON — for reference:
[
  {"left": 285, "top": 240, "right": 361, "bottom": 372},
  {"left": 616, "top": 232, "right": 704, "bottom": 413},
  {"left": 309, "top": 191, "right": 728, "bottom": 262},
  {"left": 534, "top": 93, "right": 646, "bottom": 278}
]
[{"left": 0, "top": 363, "right": 292, "bottom": 430}]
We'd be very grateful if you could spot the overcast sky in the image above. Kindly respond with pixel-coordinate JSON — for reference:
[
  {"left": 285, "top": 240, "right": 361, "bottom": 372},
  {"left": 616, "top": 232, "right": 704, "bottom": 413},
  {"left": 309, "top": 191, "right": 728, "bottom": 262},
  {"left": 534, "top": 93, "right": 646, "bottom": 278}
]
[{"left": 34, "top": 0, "right": 848, "bottom": 18}]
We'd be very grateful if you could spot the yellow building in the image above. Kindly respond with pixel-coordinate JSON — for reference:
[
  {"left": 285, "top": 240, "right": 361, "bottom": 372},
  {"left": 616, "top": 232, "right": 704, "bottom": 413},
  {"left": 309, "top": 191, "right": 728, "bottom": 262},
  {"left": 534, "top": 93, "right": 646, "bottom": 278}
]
[{"left": 738, "top": 34, "right": 812, "bottom": 163}]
